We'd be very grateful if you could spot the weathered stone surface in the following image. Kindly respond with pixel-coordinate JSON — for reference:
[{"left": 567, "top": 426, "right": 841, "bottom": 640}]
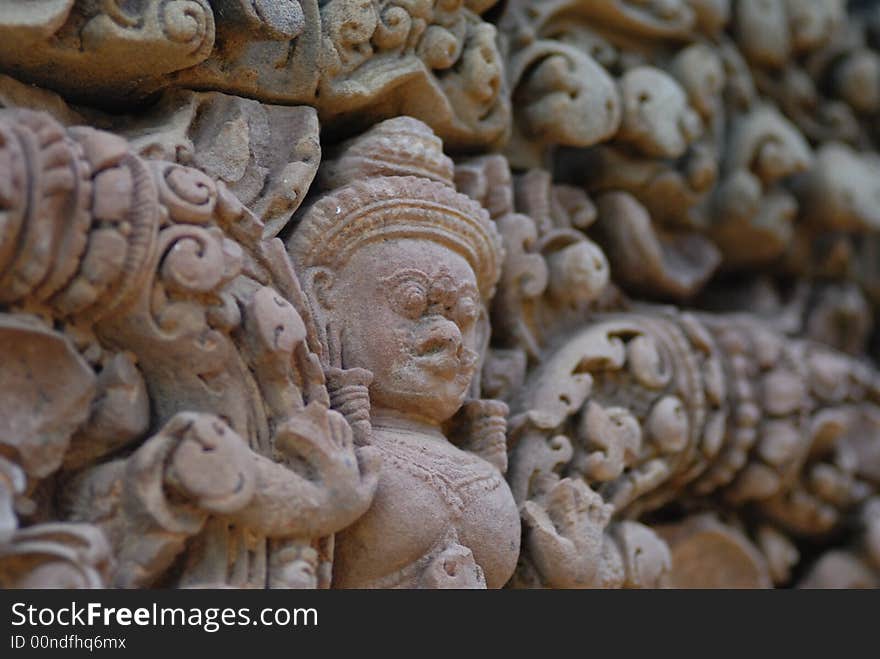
[
  {"left": 0, "top": 109, "right": 378, "bottom": 588},
  {"left": 1, "top": 0, "right": 880, "bottom": 590},
  {"left": 289, "top": 117, "right": 518, "bottom": 588},
  {"left": 657, "top": 515, "right": 772, "bottom": 588}
]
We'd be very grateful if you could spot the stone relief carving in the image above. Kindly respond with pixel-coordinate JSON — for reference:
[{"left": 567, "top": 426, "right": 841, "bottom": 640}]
[
  {"left": 1, "top": 1, "right": 880, "bottom": 589},
  {"left": 0, "top": 109, "right": 377, "bottom": 588},
  {"left": 288, "top": 117, "right": 519, "bottom": 588},
  {"left": 0, "top": 1, "right": 508, "bottom": 149},
  {"left": 506, "top": 307, "right": 880, "bottom": 587},
  {"left": 0, "top": 1, "right": 217, "bottom": 104}
]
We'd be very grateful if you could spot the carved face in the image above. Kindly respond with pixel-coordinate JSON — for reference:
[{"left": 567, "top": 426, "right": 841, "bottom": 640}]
[
  {"left": 439, "top": 20, "right": 509, "bottom": 145},
  {"left": 617, "top": 67, "right": 703, "bottom": 159},
  {"left": 519, "top": 49, "right": 621, "bottom": 148},
  {"left": 328, "top": 239, "right": 482, "bottom": 424}
]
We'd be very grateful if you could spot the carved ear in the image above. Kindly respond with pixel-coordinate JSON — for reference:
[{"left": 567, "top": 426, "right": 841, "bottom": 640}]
[
  {"left": 305, "top": 267, "right": 336, "bottom": 311},
  {"left": 300, "top": 267, "right": 337, "bottom": 367},
  {"left": 469, "top": 306, "right": 492, "bottom": 398}
]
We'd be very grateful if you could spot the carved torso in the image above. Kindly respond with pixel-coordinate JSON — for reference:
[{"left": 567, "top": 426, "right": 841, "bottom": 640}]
[{"left": 332, "top": 426, "right": 520, "bottom": 589}]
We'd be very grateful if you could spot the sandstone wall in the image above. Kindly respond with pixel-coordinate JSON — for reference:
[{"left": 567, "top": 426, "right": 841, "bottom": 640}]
[{"left": 1, "top": 0, "right": 879, "bottom": 589}]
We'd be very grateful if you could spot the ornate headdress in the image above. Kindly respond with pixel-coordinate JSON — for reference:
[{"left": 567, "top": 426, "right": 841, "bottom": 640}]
[{"left": 287, "top": 117, "right": 503, "bottom": 300}]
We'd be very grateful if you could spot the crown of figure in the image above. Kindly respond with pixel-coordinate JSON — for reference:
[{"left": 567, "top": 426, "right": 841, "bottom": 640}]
[{"left": 287, "top": 117, "right": 503, "bottom": 299}]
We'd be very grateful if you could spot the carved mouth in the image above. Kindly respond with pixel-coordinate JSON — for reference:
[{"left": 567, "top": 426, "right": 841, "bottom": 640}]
[
  {"left": 413, "top": 351, "right": 463, "bottom": 378},
  {"left": 416, "top": 334, "right": 454, "bottom": 356},
  {"left": 411, "top": 342, "right": 478, "bottom": 380}
]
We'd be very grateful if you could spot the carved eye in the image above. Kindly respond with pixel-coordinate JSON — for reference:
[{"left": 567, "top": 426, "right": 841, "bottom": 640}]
[
  {"left": 428, "top": 277, "right": 457, "bottom": 313},
  {"left": 395, "top": 281, "right": 428, "bottom": 319}
]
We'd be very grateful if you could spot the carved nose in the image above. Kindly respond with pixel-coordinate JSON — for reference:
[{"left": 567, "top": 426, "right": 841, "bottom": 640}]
[{"left": 417, "top": 319, "right": 463, "bottom": 355}]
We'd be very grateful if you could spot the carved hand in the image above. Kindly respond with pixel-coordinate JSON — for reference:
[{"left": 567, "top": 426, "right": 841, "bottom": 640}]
[
  {"left": 275, "top": 402, "right": 381, "bottom": 531},
  {"left": 163, "top": 414, "right": 257, "bottom": 515},
  {"left": 521, "top": 477, "right": 613, "bottom": 588}
]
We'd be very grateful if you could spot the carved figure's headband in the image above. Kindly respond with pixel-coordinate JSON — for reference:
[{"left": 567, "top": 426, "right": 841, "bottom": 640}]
[{"left": 287, "top": 117, "right": 503, "bottom": 300}]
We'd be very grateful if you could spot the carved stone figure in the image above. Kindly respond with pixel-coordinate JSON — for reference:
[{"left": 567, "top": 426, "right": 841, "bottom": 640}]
[
  {"left": 0, "top": 1, "right": 510, "bottom": 150},
  {"left": 1, "top": 0, "right": 880, "bottom": 590},
  {"left": 506, "top": 305, "right": 880, "bottom": 588},
  {"left": 0, "top": 109, "right": 378, "bottom": 588},
  {"left": 288, "top": 117, "right": 520, "bottom": 588}
]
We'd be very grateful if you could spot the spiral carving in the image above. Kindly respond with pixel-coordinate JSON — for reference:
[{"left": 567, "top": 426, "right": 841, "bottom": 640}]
[
  {"left": 158, "top": 225, "right": 226, "bottom": 295},
  {"left": 152, "top": 162, "right": 217, "bottom": 225},
  {"left": 159, "top": 0, "right": 214, "bottom": 56},
  {"left": 0, "top": 110, "right": 240, "bottom": 322}
]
